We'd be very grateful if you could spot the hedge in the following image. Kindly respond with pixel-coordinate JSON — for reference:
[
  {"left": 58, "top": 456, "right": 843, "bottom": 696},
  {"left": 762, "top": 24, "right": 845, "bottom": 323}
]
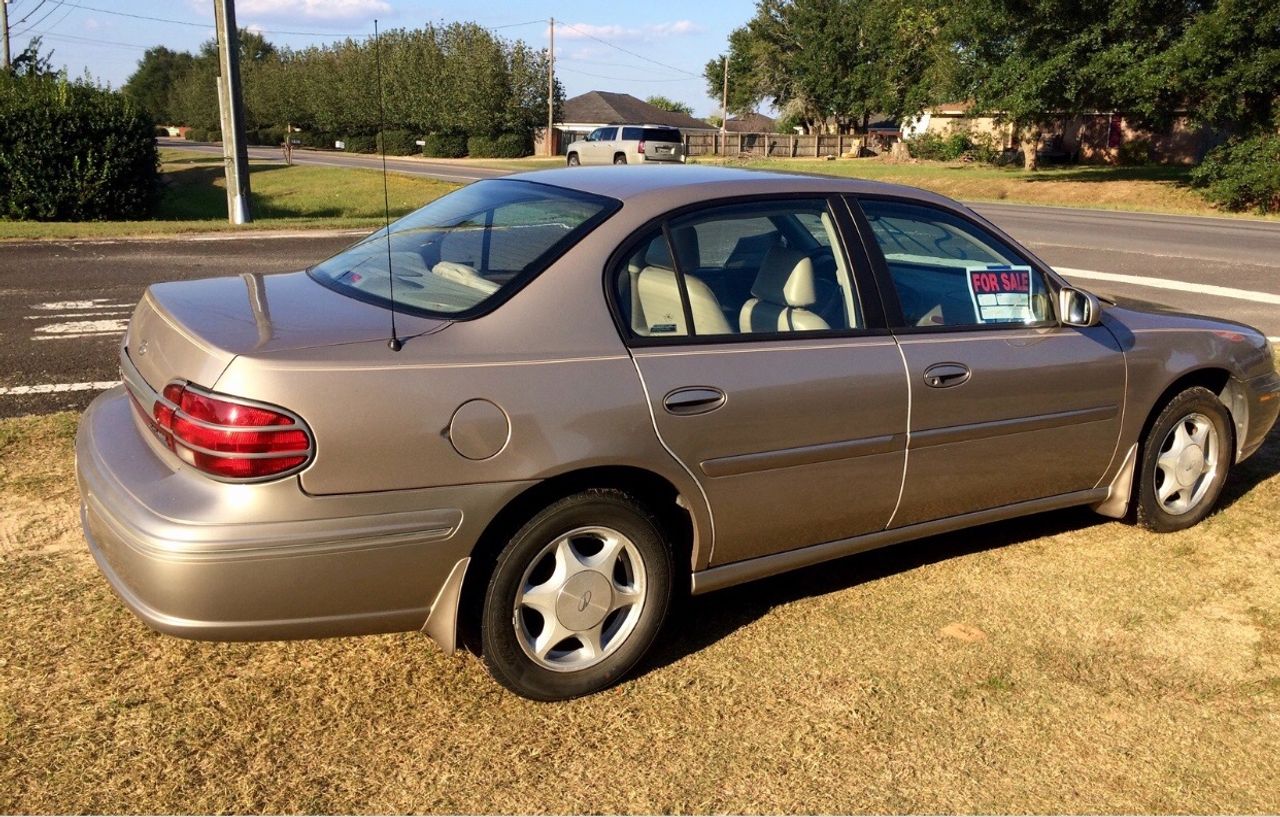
[
  {"left": 1191, "top": 135, "right": 1280, "bottom": 214},
  {"left": 377, "top": 129, "right": 419, "bottom": 156},
  {"left": 342, "top": 134, "right": 376, "bottom": 153},
  {"left": 0, "top": 75, "right": 158, "bottom": 221},
  {"left": 423, "top": 131, "right": 467, "bottom": 158},
  {"left": 466, "top": 132, "right": 531, "bottom": 158}
]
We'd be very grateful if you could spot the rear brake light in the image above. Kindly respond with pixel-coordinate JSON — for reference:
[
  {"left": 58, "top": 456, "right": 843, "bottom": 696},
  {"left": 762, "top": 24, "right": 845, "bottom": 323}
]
[
  {"left": 637, "top": 140, "right": 645, "bottom": 154},
  {"left": 132, "top": 381, "right": 312, "bottom": 480}
]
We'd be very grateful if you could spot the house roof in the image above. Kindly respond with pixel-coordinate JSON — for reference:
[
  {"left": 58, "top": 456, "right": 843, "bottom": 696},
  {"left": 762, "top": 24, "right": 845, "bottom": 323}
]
[
  {"left": 560, "top": 91, "right": 714, "bottom": 130},
  {"left": 722, "top": 112, "right": 777, "bottom": 133}
]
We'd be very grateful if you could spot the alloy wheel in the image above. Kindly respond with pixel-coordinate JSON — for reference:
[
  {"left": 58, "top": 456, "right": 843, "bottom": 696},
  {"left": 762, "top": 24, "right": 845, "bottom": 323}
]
[{"left": 1153, "top": 411, "right": 1220, "bottom": 515}]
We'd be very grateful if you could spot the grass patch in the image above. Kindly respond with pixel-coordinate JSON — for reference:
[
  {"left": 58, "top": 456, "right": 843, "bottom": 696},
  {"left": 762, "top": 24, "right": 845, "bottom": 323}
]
[
  {"left": 0, "top": 149, "right": 460, "bottom": 241},
  {"left": 696, "top": 156, "right": 1280, "bottom": 220},
  {"left": 3, "top": 409, "right": 1280, "bottom": 812}
]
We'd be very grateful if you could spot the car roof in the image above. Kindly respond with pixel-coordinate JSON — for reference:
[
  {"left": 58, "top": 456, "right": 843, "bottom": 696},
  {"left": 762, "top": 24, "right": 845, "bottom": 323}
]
[{"left": 506, "top": 165, "right": 960, "bottom": 212}]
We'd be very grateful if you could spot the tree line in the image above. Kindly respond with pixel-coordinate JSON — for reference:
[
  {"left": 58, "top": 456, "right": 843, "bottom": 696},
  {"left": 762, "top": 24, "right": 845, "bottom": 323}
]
[
  {"left": 124, "top": 23, "right": 558, "bottom": 152},
  {"left": 707, "top": 0, "right": 1279, "bottom": 168}
]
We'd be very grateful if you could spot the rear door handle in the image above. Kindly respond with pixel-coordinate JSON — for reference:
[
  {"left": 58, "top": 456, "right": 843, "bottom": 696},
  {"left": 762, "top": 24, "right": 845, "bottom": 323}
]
[
  {"left": 923, "top": 363, "right": 971, "bottom": 389},
  {"left": 662, "top": 387, "right": 726, "bottom": 416}
]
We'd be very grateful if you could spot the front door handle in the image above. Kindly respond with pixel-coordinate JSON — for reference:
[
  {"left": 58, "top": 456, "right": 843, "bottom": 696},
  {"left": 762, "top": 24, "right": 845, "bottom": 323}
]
[
  {"left": 923, "top": 363, "right": 971, "bottom": 389},
  {"left": 662, "top": 386, "right": 726, "bottom": 416}
]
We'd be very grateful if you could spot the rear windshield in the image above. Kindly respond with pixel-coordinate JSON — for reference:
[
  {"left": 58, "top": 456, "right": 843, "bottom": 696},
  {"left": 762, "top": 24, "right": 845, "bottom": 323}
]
[
  {"left": 621, "top": 127, "right": 681, "bottom": 142},
  {"left": 309, "top": 179, "right": 617, "bottom": 318}
]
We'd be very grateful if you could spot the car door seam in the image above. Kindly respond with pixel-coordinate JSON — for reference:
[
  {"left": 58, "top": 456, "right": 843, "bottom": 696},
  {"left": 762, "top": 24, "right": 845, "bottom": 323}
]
[
  {"left": 884, "top": 339, "right": 912, "bottom": 529},
  {"left": 627, "top": 354, "right": 718, "bottom": 564}
]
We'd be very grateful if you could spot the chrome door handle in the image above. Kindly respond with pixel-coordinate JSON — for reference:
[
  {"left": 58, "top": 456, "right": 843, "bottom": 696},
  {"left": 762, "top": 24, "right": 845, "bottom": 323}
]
[
  {"left": 923, "top": 363, "right": 971, "bottom": 389},
  {"left": 662, "top": 387, "right": 726, "bottom": 416}
]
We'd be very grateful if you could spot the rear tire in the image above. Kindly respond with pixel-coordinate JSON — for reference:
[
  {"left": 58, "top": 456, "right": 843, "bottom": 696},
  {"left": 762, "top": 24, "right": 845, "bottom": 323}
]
[
  {"left": 567, "top": 152, "right": 580, "bottom": 167},
  {"left": 480, "top": 489, "right": 672, "bottom": 701},
  {"left": 613, "top": 153, "right": 627, "bottom": 165},
  {"left": 1136, "top": 386, "right": 1232, "bottom": 532}
]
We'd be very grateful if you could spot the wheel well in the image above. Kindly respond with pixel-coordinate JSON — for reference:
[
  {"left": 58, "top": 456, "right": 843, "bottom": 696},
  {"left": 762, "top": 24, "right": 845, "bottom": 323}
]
[
  {"left": 1138, "top": 368, "right": 1234, "bottom": 456},
  {"left": 614, "top": 152, "right": 626, "bottom": 161},
  {"left": 456, "top": 466, "right": 693, "bottom": 654}
]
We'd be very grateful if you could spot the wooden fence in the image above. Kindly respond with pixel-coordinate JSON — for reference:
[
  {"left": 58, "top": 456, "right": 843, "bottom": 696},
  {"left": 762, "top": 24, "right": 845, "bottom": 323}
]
[{"left": 683, "top": 131, "right": 867, "bottom": 158}]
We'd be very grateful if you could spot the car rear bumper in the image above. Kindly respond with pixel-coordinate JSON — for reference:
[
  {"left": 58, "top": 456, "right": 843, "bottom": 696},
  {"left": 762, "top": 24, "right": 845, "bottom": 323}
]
[
  {"left": 1240, "top": 369, "right": 1280, "bottom": 461},
  {"left": 76, "top": 387, "right": 530, "bottom": 645}
]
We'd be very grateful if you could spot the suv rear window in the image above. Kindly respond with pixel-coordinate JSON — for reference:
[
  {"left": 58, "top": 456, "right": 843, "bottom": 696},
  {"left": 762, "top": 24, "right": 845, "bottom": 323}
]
[
  {"left": 621, "top": 127, "right": 681, "bottom": 142},
  {"left": 308, "top": 180, "right": 617, "bottom": 318}
]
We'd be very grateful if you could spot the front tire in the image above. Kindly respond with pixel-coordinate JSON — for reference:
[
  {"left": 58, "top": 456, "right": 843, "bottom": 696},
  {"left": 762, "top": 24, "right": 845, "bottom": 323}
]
[
  {"left": 1136, "top": 386, "right": 1232, "bottom": 532},
  {"left": 613, "top": 153, "right": 627, "bottom": 165},
  {"left": 480, "top": 489, "right": 672, "bottom": 700},
  {"left": 566, "top": 152, "right": 580, "bottom": 167}
]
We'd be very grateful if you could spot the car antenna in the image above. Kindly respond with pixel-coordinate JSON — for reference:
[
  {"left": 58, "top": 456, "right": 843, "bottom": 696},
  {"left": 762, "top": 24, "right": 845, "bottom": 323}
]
[{"left": 374, "top": 18, "right": 403, "bottom": 352}]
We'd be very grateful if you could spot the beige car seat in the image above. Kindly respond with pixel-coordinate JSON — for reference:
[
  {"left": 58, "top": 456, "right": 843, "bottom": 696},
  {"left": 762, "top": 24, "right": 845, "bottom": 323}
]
[
  {"left": 739, "top": 247, "right": 830, "bottom": 332},
  {"left": 629, "top": 236, "right": 732, "bottom": 336}
]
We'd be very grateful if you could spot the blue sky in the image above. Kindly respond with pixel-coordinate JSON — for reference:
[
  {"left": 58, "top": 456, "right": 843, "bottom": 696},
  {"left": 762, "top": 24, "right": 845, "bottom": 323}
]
[{"left": 6, "top": 0, "right": 750, "bottom": 116}]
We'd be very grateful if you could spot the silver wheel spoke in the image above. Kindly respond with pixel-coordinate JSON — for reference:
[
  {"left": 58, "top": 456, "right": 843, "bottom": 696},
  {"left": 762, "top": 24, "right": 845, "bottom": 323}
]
[
  {"left": 590, "top": 532, "right": 627, "bottom": 570},
  {"left": 1157, "top": 476, "right": 1181, "bottom": 504},
  {"left": 579, "top": 621, "right": 606, "bottom": 659},
  {"left": 534, "top": 619, "right": 574, "bottom": 660},
  {"left": 519, "top": 582, "right": 560, "bottom": 619},
  {"left": 1189, "top": 419, "right": 1210, "bottom": 449},
  {"left": 609, "top": 584, "right": 643, "bottom": 614},
  {"left": 554, "top": 535, "right": 591, "bottom": 578}
]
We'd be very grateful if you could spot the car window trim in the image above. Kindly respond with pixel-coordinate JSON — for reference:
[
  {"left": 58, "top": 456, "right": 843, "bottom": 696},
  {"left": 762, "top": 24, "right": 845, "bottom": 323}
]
[
  {"left": 603, "top": 192, "right": 892, "bottom": 348},
  {"left": 844, "top": 193, "right": 1063, "bottom": 335}
]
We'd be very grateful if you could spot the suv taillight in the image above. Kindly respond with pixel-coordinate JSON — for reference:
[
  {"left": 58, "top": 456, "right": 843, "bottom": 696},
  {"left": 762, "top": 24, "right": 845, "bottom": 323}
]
[
  {"left": 131, "top": 382, "right": 312, "bottom": 480},
  {"left": 637, "top": 140, "right": 645, "bottom": 155}
]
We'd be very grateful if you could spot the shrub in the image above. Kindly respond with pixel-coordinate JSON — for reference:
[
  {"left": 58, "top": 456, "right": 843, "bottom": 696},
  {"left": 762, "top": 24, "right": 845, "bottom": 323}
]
[
  {"left": 1191, "top": 135, "right": 1280, "bottom": 214},
  {"left": 908, "top": 129, "right": 1000, "bottom": 163},
  {"left": 1116, "top": 138, "right": 1152, "bottom": 166},
  {"left": 467, "top": 132, "right": 530, "bottom": 158},
  {"left": 248, "top": 125, "right": 285, "bottom": 146},
  {"left": 377, "top": 129, "right": 418, "bottom": 156},
  {"left": 297, "top": 130, "right": 336, "bottom": 149},
  {"left": 342, "top": 134, "right": 376, "bottom": 153},
  {"left": 422, "top": 131, "right": 467, "bottom": 158},
  {"left": 0, "top": 75, "right": 159, "bottom": 221}
]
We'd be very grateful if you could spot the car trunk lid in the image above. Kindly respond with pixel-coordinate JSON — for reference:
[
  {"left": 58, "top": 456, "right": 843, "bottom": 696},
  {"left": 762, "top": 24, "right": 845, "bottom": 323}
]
[{"left": 127, "top": 270, "right": 447, "bottom": 392}]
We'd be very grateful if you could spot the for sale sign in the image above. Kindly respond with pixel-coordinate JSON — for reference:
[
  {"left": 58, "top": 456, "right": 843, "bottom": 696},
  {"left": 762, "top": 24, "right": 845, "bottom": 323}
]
[{"left": 966, "top": 265, "right": 1035, "bottom": 323}]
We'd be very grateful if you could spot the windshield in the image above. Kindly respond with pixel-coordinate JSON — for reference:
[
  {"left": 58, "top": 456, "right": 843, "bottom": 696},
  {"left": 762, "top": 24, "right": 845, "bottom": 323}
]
[{"left": 308, "top": 179, "right": 617, "bottom": 318}]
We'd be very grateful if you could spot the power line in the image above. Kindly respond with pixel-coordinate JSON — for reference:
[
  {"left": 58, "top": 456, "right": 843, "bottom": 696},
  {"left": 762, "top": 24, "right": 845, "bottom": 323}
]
[
  {"left": 33, "top": 0, "right": 74, "bottom": 37},
  {"left": 9, "top": 0, "right": 49, "bottom": 27},
  {"left": 30, "top": 30, "right": 149, "bottom": 51},
  {"left": 51, "top": 2, "right": 333, "bottom": 37},
  {"left": 556, "top": 21, "right": 699, "bottom": 78},
  {"left": 560, "top": 55, "right": 688, "bottom": 77},
  {"left": 12, "top": 0, "right": 63, "bottom": 38},
  {"left": 557, "top": 65, "right": 691, "bottom": 83}
]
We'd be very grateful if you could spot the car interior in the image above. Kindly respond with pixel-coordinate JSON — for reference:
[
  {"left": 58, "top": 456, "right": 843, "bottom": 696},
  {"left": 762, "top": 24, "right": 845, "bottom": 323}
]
[{"left": 618, "top": 207, "right": 860, "bottom": 338}]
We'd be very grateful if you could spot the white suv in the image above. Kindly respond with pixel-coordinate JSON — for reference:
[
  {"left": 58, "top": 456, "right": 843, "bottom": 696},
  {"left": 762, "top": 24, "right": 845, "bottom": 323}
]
[{"left": 566, "top": 125, "right": 686, "bottom": 166}]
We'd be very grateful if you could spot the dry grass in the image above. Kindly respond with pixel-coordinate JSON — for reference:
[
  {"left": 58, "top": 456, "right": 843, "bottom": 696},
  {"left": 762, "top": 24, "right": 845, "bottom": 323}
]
[
  {"left": 699, "top": 156, "right": 1280, "bottom": 220},
  {"left": 3, "top": 410, "right": 1280, "bottom": 813}
]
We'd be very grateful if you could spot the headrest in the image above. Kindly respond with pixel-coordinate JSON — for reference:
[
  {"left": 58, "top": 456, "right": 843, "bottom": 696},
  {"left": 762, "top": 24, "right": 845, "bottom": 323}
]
[
  {"left": 750, "top": 247, "right": 816, "bottom": 308},
  {"left": 642, "top": 226, "right": 699, "bottom": 270}
]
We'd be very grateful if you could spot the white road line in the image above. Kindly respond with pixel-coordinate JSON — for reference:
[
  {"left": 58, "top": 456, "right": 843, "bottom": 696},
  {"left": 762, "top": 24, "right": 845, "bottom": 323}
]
[
  {"left": 0, "top": 381, "right": 120, "bottom": 396},
  {"left": 31, "top": 319, "right": 129, "bottom": 338},
  {"left": 31, "top": 299, "right": 133, "bottom": 310},
  {"left": 1056, "top": 267, "right": 1280, "bottom": 306},
  {"left": 24, "top": 310, "right": 131, "bottom": 320}
]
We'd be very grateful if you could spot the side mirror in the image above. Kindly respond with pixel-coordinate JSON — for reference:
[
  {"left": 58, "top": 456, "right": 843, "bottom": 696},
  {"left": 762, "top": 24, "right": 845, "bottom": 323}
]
[{"left": 1058, "top": 286, "right": 1102, "bottom": 327}]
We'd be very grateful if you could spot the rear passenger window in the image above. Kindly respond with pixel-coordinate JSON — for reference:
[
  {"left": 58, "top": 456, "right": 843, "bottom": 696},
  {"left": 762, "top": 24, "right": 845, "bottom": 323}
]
[
  {"left": 622, "top": 127, "right": 642, "bottom": 140},
  {"left": 613, "top": 200, "right": 861, "bottom": 339},
  {"left": 858, "top": 199, "right": 1054, "bottom": 329}
]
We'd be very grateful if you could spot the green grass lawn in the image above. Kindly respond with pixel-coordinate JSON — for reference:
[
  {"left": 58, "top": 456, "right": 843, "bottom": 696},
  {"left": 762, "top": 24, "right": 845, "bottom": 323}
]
[{"left": 0, "top": 149, "right": 460, "bottom": 241}]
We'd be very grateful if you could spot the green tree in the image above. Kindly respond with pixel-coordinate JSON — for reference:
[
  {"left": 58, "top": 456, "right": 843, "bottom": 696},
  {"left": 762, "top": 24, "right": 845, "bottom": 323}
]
[
  {"left": 644, "top": 95, "right": 693, "bottom": 116},
  {"left": 123, "top": 46, "right": 195, "bottom": 123},
  {"left": 10, "top": 36, "right": 56, "bottom": 79}
]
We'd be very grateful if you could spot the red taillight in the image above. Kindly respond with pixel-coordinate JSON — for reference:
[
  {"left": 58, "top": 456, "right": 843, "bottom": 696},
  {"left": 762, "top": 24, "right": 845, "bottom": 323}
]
[
  {"left": 136, "top": 381, "right": 311, "bottom": 480},
  {"left": 637, "top": 139, "right": 645, "bottom": 154}
]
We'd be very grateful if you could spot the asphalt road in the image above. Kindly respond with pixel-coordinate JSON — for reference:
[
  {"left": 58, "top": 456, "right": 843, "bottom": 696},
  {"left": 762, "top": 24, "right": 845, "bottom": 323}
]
[
  {"left": 165, "top": 139, "right": 505, "bottom": 183},
  {"left": 4, "top": 173, "right": 1280, "bottom": 416}
]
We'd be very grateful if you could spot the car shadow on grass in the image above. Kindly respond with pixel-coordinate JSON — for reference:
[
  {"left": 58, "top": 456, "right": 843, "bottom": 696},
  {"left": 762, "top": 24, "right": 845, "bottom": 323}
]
[
  {"left": 642, "top": 505, "right": 1107, "bottom": 676},
  {"left": 641, "top": 423, "right": 1280, "bottom": 676}
]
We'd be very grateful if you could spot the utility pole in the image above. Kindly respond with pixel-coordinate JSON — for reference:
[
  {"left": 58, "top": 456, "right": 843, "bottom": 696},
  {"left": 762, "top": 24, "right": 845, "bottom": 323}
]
[
  {"left": 720, "top": 55, "right": 729, "bottom": 135},
  {"left": 2, "top": 0, "right": 12, "bottom": 73},
  {"left": 213, "top": 0, "right": 252, "bottom": 224},
  {"left": 546, "top": 17, "right": 555, "bottom": 157}
]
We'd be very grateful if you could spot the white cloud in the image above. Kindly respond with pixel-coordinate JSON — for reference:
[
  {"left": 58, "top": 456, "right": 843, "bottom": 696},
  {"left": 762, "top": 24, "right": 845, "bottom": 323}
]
[
  {"left": 556, "top": 20, "right": 704, "bottom": 41},
  {"left": 235, "top": 0, "right": 391, "bottom": 23}
]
